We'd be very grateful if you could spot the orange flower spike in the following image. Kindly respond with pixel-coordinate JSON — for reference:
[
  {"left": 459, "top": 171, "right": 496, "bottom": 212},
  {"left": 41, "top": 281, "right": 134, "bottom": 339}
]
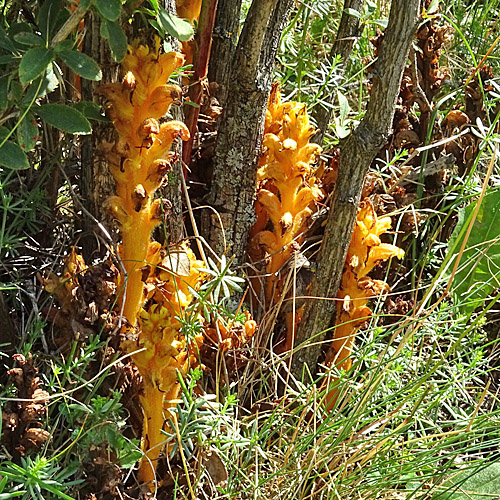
[
  {"left": 250, "top": 85, "right": 323, "bottom": 306},
  {"left": 121, "top": 245, "right": 205, "bottom": 484},
  {"left": 122, "top": 304, "right": 184, "bottom": 484},
  {"left": 324, "top": 201, "right": 404, "bottom": 410},
  {"left": 100, "top": 41, "right": 189, "bottom": 324}
]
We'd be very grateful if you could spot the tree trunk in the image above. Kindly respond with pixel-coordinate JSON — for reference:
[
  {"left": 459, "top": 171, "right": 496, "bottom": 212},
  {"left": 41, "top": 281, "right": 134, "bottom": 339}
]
[
  {"left": 161, "top": 0, "right": 187, "bottom": 244},
  {"left": 201, "top": 0, "right": 293, "bottom": 268},
  {"left": 292, "top": 0, "right": 421, "bottom": 380},
  {"left": 207, "top": 0, "right": 242, "bottom": 107},
  {"left": 314, "top": 0, "right": 364, "bottom": 143},
  {"left": 183, "top": 0, "right": 219, "bottom": 167},
  {"left": 80, "top": 12, "right": 119, "bottom": 260}
]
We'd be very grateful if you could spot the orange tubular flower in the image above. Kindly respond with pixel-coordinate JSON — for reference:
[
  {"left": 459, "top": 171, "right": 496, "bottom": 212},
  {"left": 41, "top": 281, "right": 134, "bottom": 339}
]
[
  {"left": 324, "top": 201, "right": 404, "bottom": 410},
  {"left": 249, "top": 84, "right": 323, "bottom": 308}
]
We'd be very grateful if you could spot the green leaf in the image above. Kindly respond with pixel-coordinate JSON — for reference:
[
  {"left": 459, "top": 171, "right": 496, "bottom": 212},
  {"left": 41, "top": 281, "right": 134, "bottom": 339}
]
[
  {"left": 58, "top": 50, "right": 102, "bottom": 81},
  {"left": 345, "top": 8, "right": 362, "bottom": 19},
  {"left": 17, "top": 114, "right": 39, "bottom": 152},
  {"left": 53, "top": 40, "right": 76, "bottom": 53},
  {"left": 0, "top": 129, "right": 30, "bottom": 170},
  {"left": 37, "top": 0, "right": 67, "bottom": 41},
  {"left": 13, "top": 32, "right": 44, "bottom": 46},
  {"left": 148, "top": 0, "right": 159, "bottom": 14},
  {"left": 337, "top": 90, "right": 349, "bottom": 124},
  {"left": 0, "top": 26, "right": 16, "bottom": 53},
  {"left": 426, "top": 0, "right": 440, "bottom": 16},
  {"left": 0, "top": 55, "right": 15, "bottom": 66},
  {"left": 35, "top": 104, "right": 92, "bottom": 135},
  {"left": 100, "top": 20, "right": 128, "bottom": 62},
  {"left": 432, "top": 462, "right": 500, "bottom": 499},
  {"left": 19, "top": 47, "right": 54, "bottom": 85},
  {"left": 157, "top": 8, "right": 194, "bottom": 42},
  {"left": 119, "top": 448, "right": 142, "bottom": 468},
  {"left": 372, "top": 19, "right": 388, "bottom": 28},
  {"left": 0, "top": 492, "right": 26, "bottom": 498},
  {"left": 21, "top": 67, "right": 60, "bottom": 106},
  {"left": 94, "top": 0, "right": 122, "bottom": 21},
  {"left": 73, "top": 101, "right": 109, "bottom": 122},
  {"left": 445, "top": 190, "right": 500, "bottom": 314},
  {"left": 0, "top": 78, "right": 8, "bottom": 111}
]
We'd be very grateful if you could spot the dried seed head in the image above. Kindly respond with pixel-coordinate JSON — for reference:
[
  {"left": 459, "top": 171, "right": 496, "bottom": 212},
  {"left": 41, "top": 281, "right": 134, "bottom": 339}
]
[{"left": 150, "top": 198, "right": 172, "bottom": 221}]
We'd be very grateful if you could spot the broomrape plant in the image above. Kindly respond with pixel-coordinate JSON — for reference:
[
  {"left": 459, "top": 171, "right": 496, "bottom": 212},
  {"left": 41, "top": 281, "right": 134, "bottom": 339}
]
[
  {"left": 250, "top": 86, "right": 404, "bottom": 407},
  {"left": 98, "top": 40, "right": 205, "bottom": 484},
  {"left": 249, "top": 84, "right": 323, "bottom": 310},
  {"left": 324, "top": 202, "right": 404, "bottom": 409}
]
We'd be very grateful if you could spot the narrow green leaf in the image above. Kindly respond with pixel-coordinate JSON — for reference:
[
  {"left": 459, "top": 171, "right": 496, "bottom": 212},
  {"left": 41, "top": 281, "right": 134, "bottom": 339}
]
[
  {"left": 35, "top": 104, "right": 92, "bottom": 135},
  {"left": 0, "top": 492, "right": 26, "bottom": 498},
  {"left": 19, "top": 47, "right": 54, "bottom": 85},
  {"left": 148, "top": 0, "right": 159, "bottom": 14},
  {"left": 157, "top": 8, "right": 194, "bottom": 42},
  {"left": 445, "top": 189, "right": 500, "bottom": 314},
  {"left": 94, "top": 0, "right": 122, "bottom": 21},
  {"left": 101, "top": 20, "right": 127, "bottom": 62},
  {"left": 59, "top": 50, "right": 102, "bottom": 81}
]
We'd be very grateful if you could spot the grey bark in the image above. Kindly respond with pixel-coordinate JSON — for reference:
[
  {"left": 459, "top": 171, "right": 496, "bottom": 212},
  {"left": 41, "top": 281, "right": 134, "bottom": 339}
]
[
  {"left": 161, "top": 0, "right": 185, "bottom": 244},
  {"left": 201, "top": 0, "right": 293, "bottom": 268},
  {"left": 314, "top": 0, "right": 364, "bottom": 143},
  {"left": 291, "top": 0, "right": 421, "bottom": 380},
  {"left": 207, "top": 0, "right": 242, "bottom": 107},
  {"left": 80, "top": 12, "right": 119, "bottom": 260}
]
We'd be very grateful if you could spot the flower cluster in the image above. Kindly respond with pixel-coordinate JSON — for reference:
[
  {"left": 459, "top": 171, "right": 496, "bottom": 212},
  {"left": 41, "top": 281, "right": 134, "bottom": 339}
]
[
  {"left": 99, "top": 41, "right": 203, "bottom": 484},
  {"left": 98, "top": 40, "right": 189, "bottom": 324},
  {"left": 249, "top": 84, "right": 323, "bottom": 307},
  {"left": 324, "top": 202, "right": 404, "bottom": 409},
  {"left": 121, "top": 243, "right": 205, "bottom": 483}
]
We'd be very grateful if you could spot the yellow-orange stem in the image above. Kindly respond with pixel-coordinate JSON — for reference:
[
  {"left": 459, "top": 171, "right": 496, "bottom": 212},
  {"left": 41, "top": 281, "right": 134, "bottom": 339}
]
[{"left": 137, "top": 382, "right": 166, "bottom": 484}]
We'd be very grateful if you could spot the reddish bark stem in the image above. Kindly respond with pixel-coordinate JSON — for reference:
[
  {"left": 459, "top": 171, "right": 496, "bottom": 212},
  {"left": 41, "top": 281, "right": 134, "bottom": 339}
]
[{"left": 182, "top": 0, "right": 219, "bottom": 169}]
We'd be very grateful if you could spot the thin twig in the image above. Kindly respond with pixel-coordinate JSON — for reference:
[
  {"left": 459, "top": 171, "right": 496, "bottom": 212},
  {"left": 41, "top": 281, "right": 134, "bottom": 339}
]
[{"left": 50, "top": 4, "right": 88, "bottom": 49}]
